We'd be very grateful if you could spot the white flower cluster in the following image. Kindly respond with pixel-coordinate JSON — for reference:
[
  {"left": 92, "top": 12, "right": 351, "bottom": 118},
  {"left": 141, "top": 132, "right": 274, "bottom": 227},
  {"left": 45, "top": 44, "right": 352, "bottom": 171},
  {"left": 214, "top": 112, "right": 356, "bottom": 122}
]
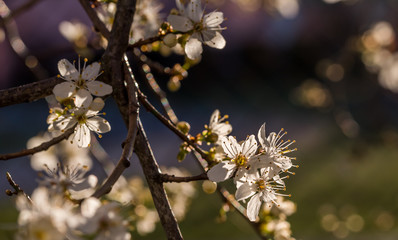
[
  {"left": 48, "top": 58, "right": 112, "bottom": 148},
  {"left": 167, "top": 0, "right": 226, "bottom": 60},
  {"left": 16, "top": 187, "right": 131, "bottom": 240},
  {"left": 207, "top": 123, "right": 297, "bottom": 221}
]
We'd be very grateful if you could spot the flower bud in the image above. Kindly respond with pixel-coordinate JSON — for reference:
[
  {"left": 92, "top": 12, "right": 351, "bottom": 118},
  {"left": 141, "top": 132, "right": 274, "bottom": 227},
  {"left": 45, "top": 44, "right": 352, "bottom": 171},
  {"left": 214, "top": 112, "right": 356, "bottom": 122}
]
[
  {"left": 163, "top": 33, "right": 177, "bottom": 48},
  {"left": 202, "top": 180, "right": 217, "bottom": 194},
  {"left": 176, "top": 121, "right": 191, "bottom": 134}
]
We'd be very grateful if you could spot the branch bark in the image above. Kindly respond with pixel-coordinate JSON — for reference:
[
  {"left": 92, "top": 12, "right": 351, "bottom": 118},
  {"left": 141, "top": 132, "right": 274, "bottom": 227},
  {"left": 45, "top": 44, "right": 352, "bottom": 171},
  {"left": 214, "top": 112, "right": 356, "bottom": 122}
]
[
  {"left": 135, "top": 119, "right": 183, "bottom": 240},
  {"left": 160, "top": 172, "right": 208, "bottom": 183},
  {"left": 0, "top": 127, "right": 74, "bottom": 161},
  {"left": 0, "top": 76, "right": 61, "bottom": 108}
]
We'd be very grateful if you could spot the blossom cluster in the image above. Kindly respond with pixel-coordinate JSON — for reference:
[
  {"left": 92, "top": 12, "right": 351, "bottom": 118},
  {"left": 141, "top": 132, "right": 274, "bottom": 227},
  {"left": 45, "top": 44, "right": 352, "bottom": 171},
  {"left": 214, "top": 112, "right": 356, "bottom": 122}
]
[
  {"left": 205, "top": 111, "right": 297, "bottom": 221},
  {"left": 48, "top": 58, "right": 112, "bottom": 148}
]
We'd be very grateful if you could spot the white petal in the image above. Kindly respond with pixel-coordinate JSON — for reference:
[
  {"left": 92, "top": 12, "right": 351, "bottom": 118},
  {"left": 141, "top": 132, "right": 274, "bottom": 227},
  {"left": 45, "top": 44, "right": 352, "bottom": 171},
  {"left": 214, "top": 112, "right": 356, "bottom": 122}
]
[
  {"left": 89, "top": 98, "right": 105, "bottom": 111},
  {"left": 207, "top": 161, "right": 236, "bottom": 182},
  {"left": 81, "top": 197, "right": 101, "bottom": 218},
  {"left": 241, "top": 135, "right": 257, "bottom": 158},
  {"left": 86, "top": 81, "right": 113, "bottom": 96},
  {"left": 204, "top": 31, "right": 226, "bottom": 49},
  {"left": 53, "top": 117, "right": 76, "bottom": 131},
  {"left": 187, "top": 0, "right": 203, "bottom": 23},
  {"left": 69, "top": 175, "right": 98, "bottom": 200},
  {"left": 247, "top": 194, "right": 261, "bottom": 221},
  {"left": 75, "top": 89, "right": 93, "bottom": 108},
  {"left": 221, "top": 136, "right": 237, "bottom": 158},
  {"left": 74, "top": 124, "right": 91, "bottom": 148},
  {"left": 258, "top": 123, "right": 269, "bottom": 148},
  {"left": 212, "top": 123, "right": 232, "bottom": 136},
  {"left": 200, "top": 29, "right": 216, "bottom": 42},
  {"left": 167, "top": 15, "right": 193, "bottom": 32},
  {"left": 53, "top": 82, "right": 76, "bottom": 101},
  {"left": 82, "top": 62, "right": 101, "bottom": 81},
  {"left": 58, "top": 59, "right": 79, "bottom": 81},
  {"left": 210, "top": 109, "right": 220, "bottom": 125},
  {"left": 185, "top": 36, "right": 203, "bottom": 60},
  {"left": 86, "top": 116, "right": 111, "bottom": 133},
  {"left": 235, "top": 183, "right": 256, "bottom": 201},
  {"left": 204, "top": 11, "right": 224, "bottom": 27}
]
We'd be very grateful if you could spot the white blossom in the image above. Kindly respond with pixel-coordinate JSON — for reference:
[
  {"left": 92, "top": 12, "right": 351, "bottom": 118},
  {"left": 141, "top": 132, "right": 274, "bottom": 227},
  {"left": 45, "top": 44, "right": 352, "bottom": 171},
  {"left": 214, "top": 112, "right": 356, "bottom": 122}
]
[
  {"left": 16, "top": 187, "right": 78, "bottom": 240},
  {"left": 79, "top": 197, "right": 131, "bottom": 240},
  {"left": 207, "top": 109, "right": 232, "bottom": 144},
  {"left": 49, "top": 98, "right": 111, "bottom": 148},
  {"left": 207, "top": 135, "right": 257, "bottom": 182},
  {"left": 167, "top": 0, "right": 226, "bottom": 59},
  {"left": 53, "top": 58, "right": 112, "bottom": 108},
  {"left": 235, "top": 169, "right": 287, "bottom": 222}
]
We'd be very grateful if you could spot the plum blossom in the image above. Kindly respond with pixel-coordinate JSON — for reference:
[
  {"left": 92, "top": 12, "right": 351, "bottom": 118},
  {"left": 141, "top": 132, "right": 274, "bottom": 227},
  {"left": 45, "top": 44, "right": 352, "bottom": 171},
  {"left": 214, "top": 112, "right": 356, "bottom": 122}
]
[
  {"left": 49, "top": 98, "right": 111, "bottom": 148},
  {"left": 235, "top": 169, "right": 288, "bottom": 221},
  {"left": 207, "top": 135, "right": 257, "bottom": 182},
  {"left": 206, "top": 109, "right": 232, "bottom": 144},
  {"left": 167, "top": 0, "right": 226, "bottom": 59},
  {"left": 53, "top": 58, "right": 112, "bottom": 108}
]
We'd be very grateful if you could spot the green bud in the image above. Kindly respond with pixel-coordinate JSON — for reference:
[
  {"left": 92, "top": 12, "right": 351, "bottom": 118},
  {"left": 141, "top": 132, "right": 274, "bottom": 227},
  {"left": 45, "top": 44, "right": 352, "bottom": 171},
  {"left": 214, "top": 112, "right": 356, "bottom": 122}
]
[{"left": 176, "top": 121, "right": 191, "bottom": 134}]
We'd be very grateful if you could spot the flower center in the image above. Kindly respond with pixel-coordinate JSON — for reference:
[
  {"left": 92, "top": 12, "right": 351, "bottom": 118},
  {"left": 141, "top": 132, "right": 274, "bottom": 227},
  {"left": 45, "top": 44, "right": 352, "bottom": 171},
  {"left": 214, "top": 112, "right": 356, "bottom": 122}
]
[
  {"left": 76, "top": 77, "right": 86, "bottom": 89},
  {"left": 193, "top": 21, "right": 204, "bottom": 32},
  {"left": 76, "top": 114, "right": 87, "bottom": 124},
  {"left": 234, "top": 154, "right": 247, "bottom": 167},
  {"left": 256, "top": 179, "right": 266, "bottom": 190}
]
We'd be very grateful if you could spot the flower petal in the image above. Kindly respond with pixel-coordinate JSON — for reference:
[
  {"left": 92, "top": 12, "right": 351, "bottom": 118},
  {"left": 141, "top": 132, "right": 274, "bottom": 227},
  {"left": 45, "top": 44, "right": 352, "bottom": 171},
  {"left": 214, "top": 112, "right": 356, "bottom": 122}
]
[
  {"left": 167, "top": 15, "right": 193, "bottom": 32},
  {"left": 235, "top": 182, "right": 256, "bottom": 201},
  {"left": 73, "top": 124, "right": 91, "bottom": 148},
  {"left": 221, "top": 136, "right": 238, "bottom": 158},
  {"left": 187, "top": 0, "right": 203, "bottom": 23},
  {"left": 258, "top": 123, "right": 269, "bottom": 148},
  {"left": 86, "top": 81, "right": 113, "bottom": 96},
  {"left": 82, "top": 62, "right": 101, "bottom": 81},
  {"left": 53, "top": 82, "right": 76, "bottom": 101},
  {"left": 204, "top": 31, "right": 226, "bottom": 49},
  {"left": 89, "top": 98, "right": 105, "bottom": 112},
  {"left": 75, "top": 89, "right": 93, "bottom": 108},
  {"left": 241, "top": 135, "right": 257, "bottom": 158},
  {"left": 207, "top": 161, "right": 236, "bottom": 182},
  {"left": 86, "top": 116, "right": 111, "bottom": 133},
  {"left": 58, "top": 59, "right": 79, "bottom": 81},
  {"left": 185, "top": 36, "right": 203, "bottom": 60},
  {"left": 247, "top": 194, "right": 261, "bottom": 221},
  {"left": 204, "top": 11, "right": 224, "bottom": 28}
]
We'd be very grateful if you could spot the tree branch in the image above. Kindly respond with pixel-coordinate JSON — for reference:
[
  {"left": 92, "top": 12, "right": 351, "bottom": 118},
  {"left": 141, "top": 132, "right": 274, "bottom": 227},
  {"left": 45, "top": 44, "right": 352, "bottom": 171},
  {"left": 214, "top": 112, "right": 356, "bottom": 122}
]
[
  {"left": 92, "top": 61, "right": 139, "bottom": 198},
  {"left": 160, "top": 172, "right": 208, "bottom": 183},
  {"left": 0, "top": 76, "right": 61, "bottom": 108},
  {"left": 5, "top": 172, "right": 32, "bottom": 203},
  {"left": 135, "top": 119, "right": 183, "bottom": 240},
  {"left": 0, "top": 127, "right": 74, "bottom": 161},
  {"left": 138, "top": 92, "right": 210, "bottom": 163},
  {"left": 78, "top": 0, "right": 110, "bottom": 40}
]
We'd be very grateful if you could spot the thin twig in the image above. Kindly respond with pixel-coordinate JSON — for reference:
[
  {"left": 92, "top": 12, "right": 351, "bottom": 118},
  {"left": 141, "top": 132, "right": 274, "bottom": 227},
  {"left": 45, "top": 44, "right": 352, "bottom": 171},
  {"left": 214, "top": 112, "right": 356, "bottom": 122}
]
[
  {"left": 0, "top": 128, "right": 74, "bottom": 161},
  {"left": 138, "top": 92, "right": 210, "bottom": 163},
  {"left": 0, "top": 76, "right": 62, "bottom": 108},
  {"left": 137, "top": 59, "right": 179, "bottom": 124},
  {"left": 160, "top": 172, "right": 208, "bottom": 183},
  {"left": 92, "top": 57, "right": 139, "bottom": 198},
  {"left": 127, "top": 35, "right": 163, "bottom": 50},
  {"left": 5, "top": 172, "right": 32, "bottom": 204},
  {"left": 78, "top": 0, "right": 110, "bottom": 40}
]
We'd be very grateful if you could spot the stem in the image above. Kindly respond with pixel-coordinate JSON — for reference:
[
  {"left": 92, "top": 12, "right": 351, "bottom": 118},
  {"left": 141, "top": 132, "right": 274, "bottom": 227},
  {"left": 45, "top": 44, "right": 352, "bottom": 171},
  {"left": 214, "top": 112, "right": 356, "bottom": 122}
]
[
  {"left": 160, "top": 172, "right": 208, "bottom": 183},
  {"left": 0, "top": 128, "right": 74, "bottom": 161}
]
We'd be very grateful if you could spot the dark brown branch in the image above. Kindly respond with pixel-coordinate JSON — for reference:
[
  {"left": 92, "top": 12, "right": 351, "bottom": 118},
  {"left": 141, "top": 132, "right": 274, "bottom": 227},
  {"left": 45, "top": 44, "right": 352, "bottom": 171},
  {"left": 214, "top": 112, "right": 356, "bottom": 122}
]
[
  {"left": 78, "top": 0, "right": 111, "bottom": 40},
  {"left": 5, "top": 172, "right": 32, "bottom": 203},
  {"left": 160, "top": 172, "right": 208, "bottom": 183},
  {"left": 135, "top": 119, "right": 183, "bottom": 240},
  {"left": 0, "top": 76, "right": 61, "bottom": 108},
  {"left": 138, "top": 92, "right": 210, "bottom": 163},
  {"left": 92, "top": 60, "right": 139, "bottom": 198},
  {"left": 127, "top": 35, "right": 163, "bottom": 50},
  {"left": 0, "top": 127, "right": 74, "bottom": 161}
]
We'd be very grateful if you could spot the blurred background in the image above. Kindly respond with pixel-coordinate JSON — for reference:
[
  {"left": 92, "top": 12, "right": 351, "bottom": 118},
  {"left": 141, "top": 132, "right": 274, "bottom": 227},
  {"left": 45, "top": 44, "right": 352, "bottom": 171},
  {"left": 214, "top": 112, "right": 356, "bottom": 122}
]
[{"left": 1, "top": 0, "right": 398, "bottom": 239}]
